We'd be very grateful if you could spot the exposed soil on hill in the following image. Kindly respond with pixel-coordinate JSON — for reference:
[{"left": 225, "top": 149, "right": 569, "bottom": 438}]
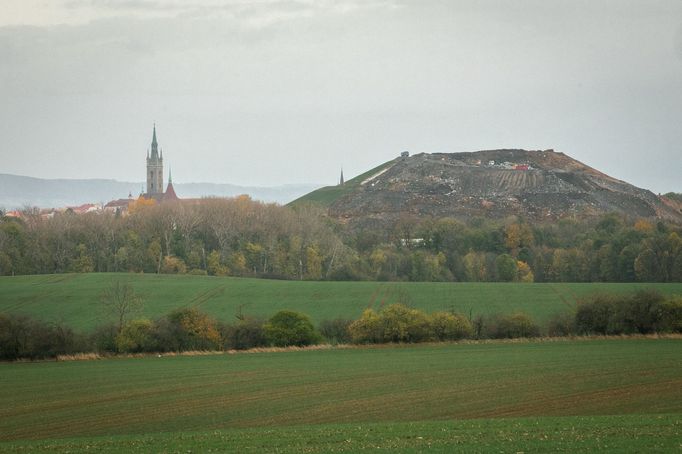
[{"left": 324, "top": 149, "right": 682, "bottom": 225}]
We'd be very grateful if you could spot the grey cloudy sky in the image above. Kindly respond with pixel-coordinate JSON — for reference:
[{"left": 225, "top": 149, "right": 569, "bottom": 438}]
[{"left": 1, "top": 0, "right": 681, "bottom": 192}]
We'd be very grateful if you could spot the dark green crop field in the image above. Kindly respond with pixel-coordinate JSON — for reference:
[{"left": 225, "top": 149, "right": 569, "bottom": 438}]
[
  {"left": 2, "top": 273, "right": 682, "bottom": 330},
  {"left": 2, "top": 415, "right": 680, "bottom": 453},
  {"left": 1, "top": 338, "right": 681, "bottom": 451}
]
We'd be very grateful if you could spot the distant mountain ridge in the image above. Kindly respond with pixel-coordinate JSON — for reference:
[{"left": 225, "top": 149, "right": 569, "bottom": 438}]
[
  {"left": 0, "top": 174, "right": 321, "bottom": 209},
  {"left": 292, "top": 149, "right": 682, "bottom": 226}
]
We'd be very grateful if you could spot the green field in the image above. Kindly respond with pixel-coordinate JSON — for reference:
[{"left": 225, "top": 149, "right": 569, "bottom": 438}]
[
  {"left": 1, "top": 339, "right": 680, "bottom": 451},
  {"left": 1, "top": 273, "right": 682, "bottom": 330},
  {"left": 2, "top": 415, "right": 680, "bottom": 453}
]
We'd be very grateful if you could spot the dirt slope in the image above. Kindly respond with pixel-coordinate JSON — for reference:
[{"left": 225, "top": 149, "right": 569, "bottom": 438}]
[{"left": 314, "top": 149, "right": 682, "bottom": 225}]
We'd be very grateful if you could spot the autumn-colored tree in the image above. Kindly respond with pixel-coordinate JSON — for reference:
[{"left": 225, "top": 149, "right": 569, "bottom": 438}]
[
  {"left": 146, "top": 239, "right": 163, "bottom": 273},
  {"left": 160, "top": 256, "right": 187, "bottom": 274},
  {"left": 504, "top": 223, "right": 534, "bottom": 255},
  {"left": 634, "top": 219, "right": 654, "bottom": 233},
  {"left": 207, "top": 250, "right": 229, "bottom": 276},
  {"left": 127, "top": 196, "right": 155, "bottom": 214},
  {"left": 305, "top": 245, "right": 322, "bottom": 279},
  {"left": 348, "top": 309, "right": 382, "bottom": 344},
  {"left": 516, "top": 260, "right": 534, "bottom": 283},
  {"left": 229, "top": 251, "right": 247, "bottom": 275},
  {"left": 166, "top": 308, "right": 221, "bottom": 350},
  {"left": 463, "top": 251, "right": 487, "bottom": 281}
]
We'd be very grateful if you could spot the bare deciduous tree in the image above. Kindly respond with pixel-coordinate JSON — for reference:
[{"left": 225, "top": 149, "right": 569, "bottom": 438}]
[{"left": 101, "top": 280, "right": 143, "bottom": 332}]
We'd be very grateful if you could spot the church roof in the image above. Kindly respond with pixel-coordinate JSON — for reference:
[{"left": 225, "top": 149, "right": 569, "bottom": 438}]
[
  {"left": 164, "top": 181, "right": 179, "bottom": 201},
  {"left": 104, "top": 199, "right": 132, "bottom": 210}
]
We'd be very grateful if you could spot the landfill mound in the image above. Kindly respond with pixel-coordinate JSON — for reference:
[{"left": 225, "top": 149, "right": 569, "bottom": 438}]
[{"left": 318, "top": 149, "right": 682, "bottom": 226}]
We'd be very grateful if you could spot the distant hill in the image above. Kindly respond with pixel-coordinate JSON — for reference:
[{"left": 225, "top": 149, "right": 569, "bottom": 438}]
[
  {"left": 0, "top": 174, "right": 321, "bottom": 209},
  {"left": 292, "top": 149, "right": 682, "bottom": 226}
]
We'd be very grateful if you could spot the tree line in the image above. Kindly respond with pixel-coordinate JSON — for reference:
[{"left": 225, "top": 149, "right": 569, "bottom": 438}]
[
  {"left": 1, "top": 286, "right": 680, "bottom": 361},
  {"left": 1, "top": 198, "right": 682, "bottom": 282}
]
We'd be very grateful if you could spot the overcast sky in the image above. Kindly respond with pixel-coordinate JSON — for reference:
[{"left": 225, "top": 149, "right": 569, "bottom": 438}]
[{"left": 1, "top": 0, "right": 681, "bottom": 192}]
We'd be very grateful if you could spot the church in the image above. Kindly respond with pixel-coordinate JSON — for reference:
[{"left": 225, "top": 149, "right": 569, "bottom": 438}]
[
  {"left": 102, "top": 125, "right": 179, "bottom": 214},
  {"left": 143, "top": 124, "right": 178, "bottom": 202}
]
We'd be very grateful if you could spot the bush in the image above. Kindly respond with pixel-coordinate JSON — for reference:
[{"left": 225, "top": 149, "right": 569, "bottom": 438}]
[
  {"left": 348, "top": 309, "right": 383, "bottom": 344},
  {"left": 90, "top": 323, "right": 118, "bottom": 353},
  {"left": 619, "top": 289, "right": 665, "bottom": 334},
  {"left": 547, "top": 312, "right": 576, "bottom": 337},
  {"left": 115, "top": 319, "right": 156, "bottom": 353},
  {"left": 484, "top": 313, "right": 540, "bottom": 339},
  {"left": 380, "top": 304, "right": 431, "bottom": 343},
  {"left": 220, "top": 317, "right": 268, "bottom": 350},
  {"left": 318, "top": 318, "right": 353, "bottom": 344},
  {"left": 160, "top": 256, "right": 188, "bottom": 274},
  {"left": 660, "top": 297, "right": 682, "bottom": 332},
  {"left": 164, "top": 308, "right": 222, "bottom": 351},
  {"left": 575, "top": 290, "right": 670, "bottom": 335},
  {"left": 429, "top": 312, "right": 473, "bottom": 341},
  {"left": 263, "top": 311, "right": 321, "bottom": 347},
  {"left": 575, "top": 294, "right": 619, "bottom": 335},
  {"left": 0, "top": 313, "right": 79, "bottom": 360},
  {"left": 349, "top": 304, "right": 437, "bottom": 344}
]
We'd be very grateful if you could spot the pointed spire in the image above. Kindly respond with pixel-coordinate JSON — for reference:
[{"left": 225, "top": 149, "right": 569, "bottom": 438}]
[
  {"left": 150, "top": 124, "right": 159, "bottom": 158},
  {"left": 339, "top": 167, "right": 345, "bottom": 186},
  {"left": 164, "top": 169, "right": 178, "bottom": 201}
]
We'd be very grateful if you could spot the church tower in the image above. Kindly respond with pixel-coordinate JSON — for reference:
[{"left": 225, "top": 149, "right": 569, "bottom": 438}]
[{"left": 146, "top": 124, "right": 164, "bottom": 195}]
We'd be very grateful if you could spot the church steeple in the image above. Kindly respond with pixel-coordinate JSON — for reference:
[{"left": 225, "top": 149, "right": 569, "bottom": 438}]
[
  {"left": 146, "top": 124, "right": 163, "bottom": 195},
  {"left": 339, "top": 168, "right": 345, "bottom": 186},
  {"left": 150, "top": 123, "right": 159, "bottom": 159}
]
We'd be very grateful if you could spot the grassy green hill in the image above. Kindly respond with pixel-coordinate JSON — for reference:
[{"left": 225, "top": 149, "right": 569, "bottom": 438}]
[
  {"left": 1, "top": 339, "right": 680, "bottom": 451},
  {"left": 288, "top": 158, "right": 397, "bottom": 207},
  {"left": 2, "top": 273, "right": 682, "bottom": 330}
]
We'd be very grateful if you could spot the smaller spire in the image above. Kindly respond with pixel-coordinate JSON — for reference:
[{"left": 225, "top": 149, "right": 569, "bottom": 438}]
[{"left": 339, "top": 167, "right": 345, "bottom": 186}]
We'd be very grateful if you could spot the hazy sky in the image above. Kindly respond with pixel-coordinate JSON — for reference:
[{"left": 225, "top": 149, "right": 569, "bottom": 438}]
[{"left": 1, "top": 0, "right": 681, "bottom": 192}]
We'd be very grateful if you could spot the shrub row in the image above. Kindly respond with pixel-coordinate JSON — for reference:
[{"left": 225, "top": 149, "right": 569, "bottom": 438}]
[
  {"left": 2, "top": 290, "right": 681, "bottom": 360},
  {"left": 0, "top": 308, "right": 321, "bottom": 360},
  {"left": 550, "top": 289, "right": 682, "bottom": 336},
  {"left": 99, "top": 309, "right": 321, "bottom": 354},
  {"left": 0, "top": 314, "right": 81, "bottom": 360},
  {"left": 349, "top": 305, "right": 474, "bottom": 343}
]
